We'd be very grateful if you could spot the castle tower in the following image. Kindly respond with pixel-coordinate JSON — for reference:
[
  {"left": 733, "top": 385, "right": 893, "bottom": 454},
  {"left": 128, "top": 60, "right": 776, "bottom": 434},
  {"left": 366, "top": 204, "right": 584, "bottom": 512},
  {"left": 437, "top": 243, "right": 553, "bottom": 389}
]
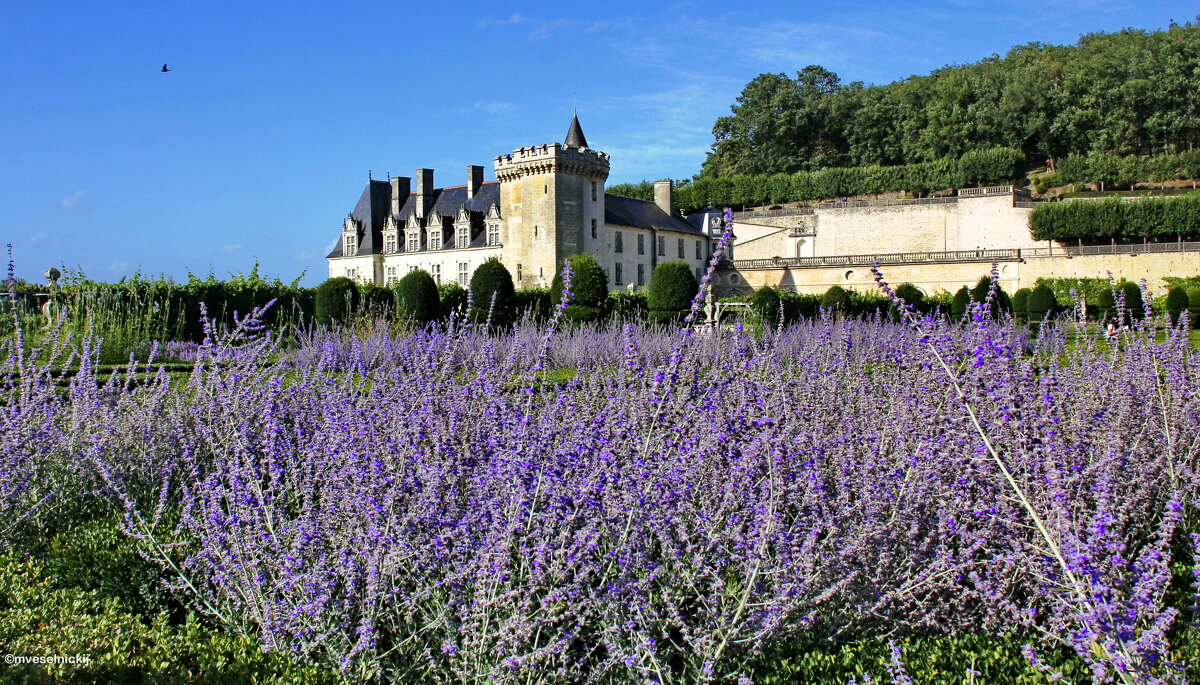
[{"left": 494, "top": 114, "right": 610, "bottom": 288}]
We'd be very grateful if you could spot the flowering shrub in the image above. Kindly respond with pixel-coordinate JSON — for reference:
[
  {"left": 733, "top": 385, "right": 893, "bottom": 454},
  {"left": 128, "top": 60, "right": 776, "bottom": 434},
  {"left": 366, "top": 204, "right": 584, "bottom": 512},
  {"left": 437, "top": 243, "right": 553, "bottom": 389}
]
[{"left": 1, "top": 267, "right": 1199, "bottom": 683}]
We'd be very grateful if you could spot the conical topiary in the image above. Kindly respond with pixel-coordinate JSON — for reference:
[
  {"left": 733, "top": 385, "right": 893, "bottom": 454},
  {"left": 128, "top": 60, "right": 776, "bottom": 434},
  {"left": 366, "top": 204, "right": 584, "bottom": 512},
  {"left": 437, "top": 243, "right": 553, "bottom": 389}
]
[
  {"left": 550, "top": 254, "right": 609, "bottom": 323},
  {"left": 1189, "top": 287, "right": 1200, "bottom": 329},
  {"left": 951, "top": 286, "right": 970, "bottom": 321},
  {"left": 1027, "top": 284, "right": 1058, "bottom": 321},
  {"left": 394, "top": 269, "right": 441, "bottom": 324},
  {"left": 469, "top": 257, "right": 516, "bottom": 325},
  {"left": 1012, "top": 288, "right": 1031, "bottom": 322},
  {"left": 1118, "top": 281, "right": 1144, "bottom": 321},
  {"left": 314, "top": 276, "right": 359, "bottom": 326},
  {"left": 1165, "top": 287, "right": 1189, "bottom": 327},
  {"left": 647, "top": 261, "right": 698, "bottom": 324}
]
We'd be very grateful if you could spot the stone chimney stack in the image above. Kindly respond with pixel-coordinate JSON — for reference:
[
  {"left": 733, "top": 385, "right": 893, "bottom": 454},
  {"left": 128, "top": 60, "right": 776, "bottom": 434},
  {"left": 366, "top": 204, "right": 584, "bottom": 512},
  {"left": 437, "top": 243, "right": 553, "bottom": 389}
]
[
  {"left": 653, "top": 179, "right": 674, "bottom": 215},
  {"left": 415, "top": 168, "right": 434, "bottom": 218},
  {"left": 390, "top": 176, "right": 411, "bottom": 216},
  {"left": 467, "top": 165, "right": 484, "bottom": 200}
]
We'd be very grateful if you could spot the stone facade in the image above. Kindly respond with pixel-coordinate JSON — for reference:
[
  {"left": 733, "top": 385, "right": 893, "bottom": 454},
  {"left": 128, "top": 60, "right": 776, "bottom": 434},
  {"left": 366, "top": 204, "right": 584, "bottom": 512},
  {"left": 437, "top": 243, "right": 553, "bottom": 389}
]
[
  {"left": 724, "top": 188, "right": 1200, "bottom": 296},
  {"left": 327, "top": 116, "right": 711, "bottom": 291}
]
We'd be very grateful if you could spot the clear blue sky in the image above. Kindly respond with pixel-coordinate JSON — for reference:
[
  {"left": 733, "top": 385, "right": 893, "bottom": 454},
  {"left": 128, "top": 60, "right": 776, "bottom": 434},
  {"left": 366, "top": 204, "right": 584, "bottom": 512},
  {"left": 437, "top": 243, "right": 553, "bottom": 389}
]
[{"left": 1, "top": 1, "right": 1192, "bottom": 286}]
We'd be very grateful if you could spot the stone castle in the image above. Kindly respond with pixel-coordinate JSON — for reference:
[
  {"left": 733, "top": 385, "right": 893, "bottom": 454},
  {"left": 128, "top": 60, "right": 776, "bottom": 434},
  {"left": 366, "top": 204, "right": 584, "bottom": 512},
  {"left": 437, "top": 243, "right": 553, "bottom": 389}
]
[{"left": 327, "top": 115, "right": 713, "bottom": 291}]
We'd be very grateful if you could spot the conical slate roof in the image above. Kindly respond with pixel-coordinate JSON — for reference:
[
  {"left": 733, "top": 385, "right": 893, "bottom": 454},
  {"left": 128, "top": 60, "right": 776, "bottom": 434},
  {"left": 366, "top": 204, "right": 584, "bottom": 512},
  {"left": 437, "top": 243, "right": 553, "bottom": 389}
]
[{"left": 564, "top": 113, "right": 588, "bottom": 149}]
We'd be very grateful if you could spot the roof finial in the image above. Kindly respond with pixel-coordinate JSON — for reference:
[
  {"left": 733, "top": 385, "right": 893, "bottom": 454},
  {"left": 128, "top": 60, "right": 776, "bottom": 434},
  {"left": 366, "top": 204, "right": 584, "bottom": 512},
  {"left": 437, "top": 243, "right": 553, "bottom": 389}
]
[{"left": 369, "top": 169, "right": 373, "bottom": 181}]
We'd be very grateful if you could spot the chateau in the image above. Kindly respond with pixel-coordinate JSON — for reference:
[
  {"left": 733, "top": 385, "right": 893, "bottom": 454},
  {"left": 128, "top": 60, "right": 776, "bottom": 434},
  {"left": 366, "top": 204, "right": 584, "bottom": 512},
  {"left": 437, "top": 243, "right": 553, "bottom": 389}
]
[{"left": 327, "top": 115, "right": 713, "bottom": 291}]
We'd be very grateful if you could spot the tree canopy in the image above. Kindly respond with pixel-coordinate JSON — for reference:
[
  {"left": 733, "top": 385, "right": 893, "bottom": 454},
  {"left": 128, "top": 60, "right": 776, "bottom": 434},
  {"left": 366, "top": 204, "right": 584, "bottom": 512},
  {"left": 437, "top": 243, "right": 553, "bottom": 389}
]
[{"left": 702, "top": 23, "right": 1200, "bottom": 177}]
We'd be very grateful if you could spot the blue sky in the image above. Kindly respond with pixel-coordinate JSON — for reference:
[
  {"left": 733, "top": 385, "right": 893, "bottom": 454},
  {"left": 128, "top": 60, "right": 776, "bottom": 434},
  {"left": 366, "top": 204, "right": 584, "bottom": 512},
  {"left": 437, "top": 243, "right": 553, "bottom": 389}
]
[{"left": 1, "top": 1, "right": 1192, "bottom": 286}]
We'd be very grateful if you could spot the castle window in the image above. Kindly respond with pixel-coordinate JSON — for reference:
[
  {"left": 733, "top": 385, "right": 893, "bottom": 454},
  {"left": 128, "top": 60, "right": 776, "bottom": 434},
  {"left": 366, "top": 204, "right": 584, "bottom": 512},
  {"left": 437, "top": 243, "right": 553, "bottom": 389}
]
[
  {"left": 408, "top": 232, "right": 420, "bottom": 252},
  {"left": 677, "top": 238, "right": 684, "bottom": 258},
  {"left": 431, "top": 264, "right": 441, "bottom": 285},
  {"left": 458, "top": 262, "right": 468, "bottom": 285},
  {"left": 457, "top": 227, "right": 470, "bottom": 249},
  {"left": 534, "top": 225, "right": 538, "bottom": 238},
  {"left": 344, "top": 234, "right": 356, "bottom": 256},
  {"left": 614, "top": 231, "right": 623, "bottom": 253},
  {"left": 695, "top": 240, "right": 702, "bottom": 259},
  {"left": 614, "top": 262, "right": 623, "bottom": 286},
  {"left": 517, "top": 264, "right": 523, "bottom": 283},
  {"left": 591, "top": 182, "right": 597, "bottom": 202},
  {"left": 657, "top": 236, "right": 665, "bottom": 257},
  {"left": 386, "top": 266, "right": 397, "bottom": 285},
  {"left": 346, "top": 267, "right": 357, "bottom": 279},
  {"left": 637, "top": 234, "right": 645, "bottom": 255},
  {"left": 384, "top": 235, "right": 396, "bottom": 253},
  {"left": 591, "top": 219, "right": 596, "bottom": 239},
  {"left": 409, "top": 265, "right": 417, "bottom": 273},
  {"left": 637, "top": 263, "right": 645, "bottom": 286},
  {"left": 487, "top": 223, "right": 500, "bottom": 246}
]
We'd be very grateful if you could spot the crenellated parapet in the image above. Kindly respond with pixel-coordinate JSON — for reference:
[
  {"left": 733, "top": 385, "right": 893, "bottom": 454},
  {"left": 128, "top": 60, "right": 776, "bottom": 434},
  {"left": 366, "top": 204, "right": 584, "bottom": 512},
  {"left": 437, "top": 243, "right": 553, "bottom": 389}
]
[{"left": 494, "top": 142, "right": 610, "bottom": 182}]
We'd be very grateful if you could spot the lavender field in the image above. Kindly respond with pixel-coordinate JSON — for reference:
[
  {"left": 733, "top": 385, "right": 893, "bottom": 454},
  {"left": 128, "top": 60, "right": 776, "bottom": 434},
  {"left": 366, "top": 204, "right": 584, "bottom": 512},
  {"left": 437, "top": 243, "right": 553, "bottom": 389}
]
[{"left": 2, "top": 287, "right": 1199, "bottom": 683}]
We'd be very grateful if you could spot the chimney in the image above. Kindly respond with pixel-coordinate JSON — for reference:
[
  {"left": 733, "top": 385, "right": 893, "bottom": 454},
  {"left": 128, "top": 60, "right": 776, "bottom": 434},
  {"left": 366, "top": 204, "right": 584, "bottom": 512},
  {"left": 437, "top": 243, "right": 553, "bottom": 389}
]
[
  {"left": 467, "top": 165, "right": 484, "bottom": 200},
  {"left": 390, "top": 176, "right": 410, "bottom": 216},
  {"left": 415, "top": 168, "right": 434, "bottom": 218},
  {"left": 653, "top": 179, "right": 674, "bottom": 215}
]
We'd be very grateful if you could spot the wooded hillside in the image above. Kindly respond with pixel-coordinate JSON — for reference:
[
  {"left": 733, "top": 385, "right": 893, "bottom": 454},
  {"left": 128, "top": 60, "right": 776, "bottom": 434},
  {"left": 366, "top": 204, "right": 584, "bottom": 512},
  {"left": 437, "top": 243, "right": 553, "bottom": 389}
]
[{"left": 702, "top": 22, "right": 1200, "bottom": 177}]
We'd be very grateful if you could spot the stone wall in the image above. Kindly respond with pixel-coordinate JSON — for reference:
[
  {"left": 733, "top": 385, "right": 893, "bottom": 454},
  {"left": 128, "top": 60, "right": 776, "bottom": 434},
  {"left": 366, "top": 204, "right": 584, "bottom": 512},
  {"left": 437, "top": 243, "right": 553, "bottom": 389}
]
[{"left": 733, "top": 251, "right": 1198, "bottom": 297}]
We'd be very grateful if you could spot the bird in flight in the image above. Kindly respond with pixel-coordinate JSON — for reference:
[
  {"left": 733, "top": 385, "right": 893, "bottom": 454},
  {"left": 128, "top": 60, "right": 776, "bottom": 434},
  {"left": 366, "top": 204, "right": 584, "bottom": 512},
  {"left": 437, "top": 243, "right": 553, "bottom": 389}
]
[{"left": 161, "top": 64, "right": 171, "bottom": 72}]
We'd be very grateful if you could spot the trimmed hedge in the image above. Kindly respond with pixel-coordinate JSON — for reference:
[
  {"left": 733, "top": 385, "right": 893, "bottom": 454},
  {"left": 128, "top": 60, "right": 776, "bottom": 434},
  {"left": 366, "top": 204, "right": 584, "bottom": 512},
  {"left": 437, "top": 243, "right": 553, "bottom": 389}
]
[
  {"left": 1190, "top": 287, "right": 1200, "bottom": 329},
  {"left": 1027, "top": 284, "right": 1058, "bottom": 320},
  {"left": 1012, "top": 288, "right": 1030, "bottom": 322},
  {"left": 1055, "top": 149, "right": 1200, "bottom": 189},
  {"left": 394, "top": 270, "right": 441, "bottom": 324},
  {"left": 951, "top": 286, "right": 970, "bottom": 320},
  {"left": 551, "top": 254, "right": 609, "bottom": 323},
  {"left": 469, "top": 258, "right": 516, "bottom": 325},
  {"left": 647, "top": 262, "right": 698, "bottom": 322},
  {"left": 313, "top": 277, "right": 359, "bottom": 326},
  {"left": 438, "top": 282, "right": 469, "bottom": 319},
  {"left": 1029, "top": 194, "right": 1200, "bottom": 241},
  {"left": 1166, "top": 287, "right": 1190, "bottom": 326},
  {"left": 610, "top": 146, "right": 1027, "bottom": 213},
  {"left": 1119, "top": 281, "right": 1145, "bottom": 320},
  {"left": 751, "top": 286, "right": 783, "bottom": 326},
  {"left": 821, "top": 286, "right": 850, "bottom": 311}
]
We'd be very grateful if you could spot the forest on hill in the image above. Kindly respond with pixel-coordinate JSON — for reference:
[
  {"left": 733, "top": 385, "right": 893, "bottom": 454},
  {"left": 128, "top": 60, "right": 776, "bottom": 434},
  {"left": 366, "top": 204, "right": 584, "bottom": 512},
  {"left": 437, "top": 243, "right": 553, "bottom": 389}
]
[{"left": 698, "top": 21, "right": 1200, "bottom": 178}]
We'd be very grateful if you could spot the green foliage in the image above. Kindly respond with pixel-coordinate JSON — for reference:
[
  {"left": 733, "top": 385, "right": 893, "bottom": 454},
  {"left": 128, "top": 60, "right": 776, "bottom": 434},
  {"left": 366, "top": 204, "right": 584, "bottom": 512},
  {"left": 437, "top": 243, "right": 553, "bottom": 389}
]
[
  {"left": 781, "top": 292, "right": 822, "bottom": 321},
  {"left": 1094, "top": 287, "right": 1116, "bottom": 320},
  {"left": 469, "top": 258, "right": 516, "bottom": 326},
  {"left": 1012, "top": 288, "right": 1031, "bottom": 321},
  {"left": 357, "top": 282, "right": 394, "bottom": 315},
  {"left": 1166, "top": 287, "right": 1190, "bottom": 325},
  {"left": 1119, "top": 281, "right": 1145, "bottom": 320},
  {"left": 951, "top": 286, "right": 970, "bottom": 320},
  {"left": 703, "top": 24, "right": 1200, "bottom": 177},
  {"left": 1055, "top": 149, "right": 1200, "bottom": 188},
  {"left": 0, "top": 555, "right": 345, "bottom": 684},
  {"left": 1027, "top": 284, "right": 1059, "bottom": 320},
  {"left": 550, "top": 254, "right": 609, "bottom": 322},
  {"left": 604, "top": 181, "right": 655, "bottom": 203},
  {"left": 889, "top": 283, "right": 924, "bottom": 321},
  {"left": 513, "top": 287, "right": 552, "bottom": 321},
  {"left": 313, "top": 277, "right": 359, "bottom": 327},
  {"left": 437, "top": 282, "right": 468, "bottom": 320},
  {"left": 821, "top": 285, "right": 850, "bottom": 311},
  {"left": 1189, "top": 287, "right": 1200, "bottom": 329},
  {"left": 647, "top": 262, "right": 698, "bottom": 320},
  {"left": 1029, "top": 194, "right": 1200, "bottom": 241},
  {"left": 606, "top": 291, "right": 648, "bottom": 321},
  {"left": 751, "top": 286, "right": 783, "bottom": 326},
  {"left": 394, "top": 270, "right": 441, "bottom": 324},
  {"left": 957, "top": 147, "right": 1027, "bottom": 187}
]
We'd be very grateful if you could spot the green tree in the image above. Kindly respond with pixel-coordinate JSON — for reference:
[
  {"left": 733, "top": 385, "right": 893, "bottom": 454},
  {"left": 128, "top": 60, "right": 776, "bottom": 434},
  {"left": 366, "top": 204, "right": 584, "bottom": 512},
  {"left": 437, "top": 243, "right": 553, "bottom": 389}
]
[
  {"left": 647, "top": 262, "right": 698, "bottom": 324},
  {"left": 550, "top": 254, "right": 609, "bottom": 323},
  {"left": 313, "top": 277, "right": 359, "bottom": 326},
  {"left": 469, "top": 258, "right": 516, "bottom": 326},
  {"left": 394, "top": 270, "right": 441, "bottom": 324}
]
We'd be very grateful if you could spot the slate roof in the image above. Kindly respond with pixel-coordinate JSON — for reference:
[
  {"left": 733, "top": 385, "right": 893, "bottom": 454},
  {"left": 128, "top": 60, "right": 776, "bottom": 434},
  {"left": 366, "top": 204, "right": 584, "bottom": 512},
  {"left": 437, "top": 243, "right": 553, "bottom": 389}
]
[
  {"left": 684, "top": 206, "right": 725, "bottom": 237},
  {"left": 396, "top": 181, "right": 500, "bottom": 220},
  {"left": 605, "top": 194, "right": 705, "bottom": 236},
  {"left": 564, "top": 113, "right": 588, "bottom": 149},
  {"left": 328, "top": 181, "right": 500, "bottom": 258}
]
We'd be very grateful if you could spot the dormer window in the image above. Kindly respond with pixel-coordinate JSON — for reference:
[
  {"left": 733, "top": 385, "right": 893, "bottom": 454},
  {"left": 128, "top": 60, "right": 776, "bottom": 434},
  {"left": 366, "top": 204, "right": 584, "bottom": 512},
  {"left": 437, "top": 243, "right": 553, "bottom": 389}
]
[
  {"left": 487, "top": 223, "right": 500, "bottom": 246},
  {"left": 344, "top": 234, "right": 357, "bottom": 256},
  {"left": 384, "top": 234, "right": 397, "bottom": 253}
]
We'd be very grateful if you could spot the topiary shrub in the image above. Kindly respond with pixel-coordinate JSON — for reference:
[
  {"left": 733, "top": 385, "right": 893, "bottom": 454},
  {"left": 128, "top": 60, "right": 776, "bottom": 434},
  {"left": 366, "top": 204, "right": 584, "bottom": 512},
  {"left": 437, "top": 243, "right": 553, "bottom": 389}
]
[
  {"left": 394, "top": 269, "right": 441, "bottom": 325},
  {"left": 438, "top": 282, "right": 468, "bottom": 320},
  {"left": 751, "top": 286, "right": 783, "bottom": 327},
  {"left": 647, "top": 261, "right": 698, "bottom": 324},
  {"left": 1012, "top": 288, "right": 1031, "bottom": 322},
  {"left": 821, "top": 285, "right": 850, "bottom": 312},
  {"left": 1189, "top": 287, "right": 1200, "bottom": 329},
  {"left": 951, "top": 286, "right": 970, "bottom": 321},
  {"left": 1165, "top": 287, "right": 1189, "bottom": 327},
  {"left": 1118, "top": 281, "right": 1144, "bottom": 321},
  {"left": 313, "top": 277, "right": 359, "bottom": 326},
  {"left": 968, "top": 276, "right": 1011, "bottom": 319},
  {"left": 1027, "top": 284, "right": 1058, "bottom": 321},
  {"left": 551, "top": 254, "right": 609, "bottom": 323},
  {"left": 469, "top": 258, "right": 516, "bottom": 325},
  {"left": 889, "top": 283, "right": 924, "bottom": 322},
  {"left": 1094, "top": 287, "right": 1116, "bottom": 321}
]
